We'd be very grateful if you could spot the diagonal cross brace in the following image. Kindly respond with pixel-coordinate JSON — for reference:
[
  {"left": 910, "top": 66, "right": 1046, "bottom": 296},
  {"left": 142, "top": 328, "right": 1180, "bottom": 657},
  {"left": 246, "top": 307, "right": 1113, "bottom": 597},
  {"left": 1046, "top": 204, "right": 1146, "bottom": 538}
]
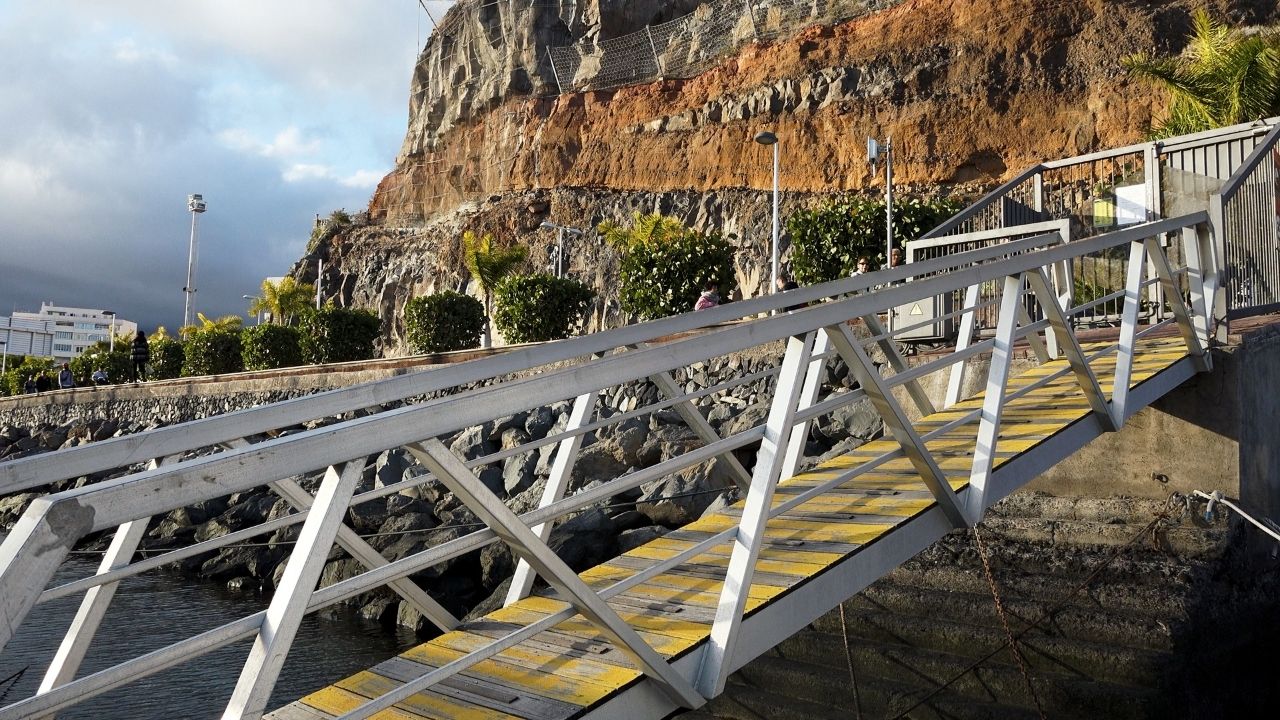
[
  {"left": 222, "top": 440, "right": 459, "bottom": 632},
  {"left": 1025, "top": 268, "right": 1118, "bottom": 431},
  {"left": 859, "top": 314, "right": 936, "bottom": 417},
  {"left": 825, "top": 322, "right": 969, "bottom": 527},
  {"left": 1144, "top": 235, "right": 1208, "bottom": 370},
  {"left": 407, "top": 440, "right": 706, "bottom": 710}
]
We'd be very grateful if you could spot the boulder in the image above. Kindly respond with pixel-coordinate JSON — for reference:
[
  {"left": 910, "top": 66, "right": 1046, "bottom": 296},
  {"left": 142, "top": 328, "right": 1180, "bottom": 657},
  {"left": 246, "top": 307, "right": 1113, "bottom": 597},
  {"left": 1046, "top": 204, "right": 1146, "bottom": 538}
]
[
  {"left": 818, "top": 397, "right": 882, "bottom": 442},
  {"left": 637, "top": 458, "right": 736, "bottom": 527},
  {"left": 617, "top": 525, "right": 670, "bottom": 553},
  {"left": 375, "top": 448, "right": 413, "bottom": 488},
  {"left": 569, "top": 442, "right": 629, "bottom": 491},
  {"left": 449, "top": 425, "right": 493, "bottom": 461}
]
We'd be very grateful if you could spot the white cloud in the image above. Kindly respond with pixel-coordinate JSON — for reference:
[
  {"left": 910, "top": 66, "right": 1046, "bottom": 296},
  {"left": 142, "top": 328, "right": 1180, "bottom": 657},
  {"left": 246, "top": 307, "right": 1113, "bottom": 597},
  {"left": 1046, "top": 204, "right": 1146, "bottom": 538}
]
[
  {"left": 218, "top": 126, "right": 321, "bottom": 159},
  {"left": 282, "top": 163, "right": 384, "bottom": 189}
]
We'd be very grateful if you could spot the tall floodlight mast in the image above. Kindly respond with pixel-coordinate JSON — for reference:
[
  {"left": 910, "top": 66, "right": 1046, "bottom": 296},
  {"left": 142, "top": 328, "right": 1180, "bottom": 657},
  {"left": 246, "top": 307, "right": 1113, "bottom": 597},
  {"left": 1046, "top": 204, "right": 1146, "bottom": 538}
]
[{"left": 183, "top": 193, "right": 207, "bottom": 328}]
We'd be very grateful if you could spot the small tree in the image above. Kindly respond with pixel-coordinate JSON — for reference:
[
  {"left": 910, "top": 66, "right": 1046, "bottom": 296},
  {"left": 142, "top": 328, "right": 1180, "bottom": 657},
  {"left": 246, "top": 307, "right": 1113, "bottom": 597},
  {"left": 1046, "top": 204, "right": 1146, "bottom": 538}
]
[
  {"left": 493, "top": 274, "right": 595, "bottom": 343},
  {"left": 1123, "top": 11, "right": 1280, "bottom": 138},
  {"left": 404, "top": 291, "right": 485, "bottom": 354},
  {"left": 248, "top": 277, "right": 316, "bottom": 326},
  {"left": 242, "top": 324, "right": 304, "bottom": 370},
  {"left": 603, "top": 212, "right": 737, "bottom": 320},
  {"left": 299, "top": 304, "right": 381, "bottom": 364},
  {"left": 786, "top": 195, "right": 962, "bottom": 285},
  {"left": 182, "top": 326, "right": 244, "bottom": 376},
  {"left": 180, "top": 313, "right": 244, "bottom": 339},
  {"left": 463, "top": 231, "right": 527, "bottom": 347}
]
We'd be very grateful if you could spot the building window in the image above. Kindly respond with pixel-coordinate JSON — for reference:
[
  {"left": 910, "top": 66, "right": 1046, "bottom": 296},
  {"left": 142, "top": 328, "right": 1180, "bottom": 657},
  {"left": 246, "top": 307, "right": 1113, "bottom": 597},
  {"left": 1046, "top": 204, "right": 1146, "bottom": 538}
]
[
  {"left": 55, "top": 332, "right": 72, "bottom": 339},
  {"left": 54, "top": 344, "right": 72, "bottom": 352}
]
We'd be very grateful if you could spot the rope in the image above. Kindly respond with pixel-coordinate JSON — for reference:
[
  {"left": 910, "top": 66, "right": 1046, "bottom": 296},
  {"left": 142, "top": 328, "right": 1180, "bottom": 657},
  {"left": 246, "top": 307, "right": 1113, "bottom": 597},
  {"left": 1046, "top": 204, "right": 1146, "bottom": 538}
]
[
  {"left": 888, "top": 507, "right": 1175, "bottom": 719},
  {"left": 972, "top": 525, "right": 1046, "bottom": 720},
  {"left": 838, "top": 602, "right": 863, "bottom": 720},
  {"left": 0, "top": 666, "right": 27, "bottom": 703}
]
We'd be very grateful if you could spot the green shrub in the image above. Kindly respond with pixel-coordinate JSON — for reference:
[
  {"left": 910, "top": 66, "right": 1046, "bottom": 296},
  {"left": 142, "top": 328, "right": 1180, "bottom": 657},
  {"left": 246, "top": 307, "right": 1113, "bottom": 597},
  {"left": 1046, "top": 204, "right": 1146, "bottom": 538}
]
[
  {"left": 493, "top": 275, "right": 595, "bottom": 343},
  {"left": 69, "top": 342, "right": 130, "bottom": 385},
  {"left": 404, "top": 291, "right": 484, "bottom": 353},
  {"left": 2, "top": 357, "right": 53, "bottom": 396},
  {"left": 149, "top": 337, "right": 184, "bottom": 380},
  {"left": 300, "top": 305, "right": 381, "bottom": 364},
  {"left": 242, "top": 324, "right": 304, "bottom": 370},
  {"left": 182, "top": 327, "right": 245, "bottom": 376},
  {"left": 604, "top": 213, "right": 737, "bottom": 320},
  {"left": 786, "top": 195, "right": 963, "bottom": 285}
]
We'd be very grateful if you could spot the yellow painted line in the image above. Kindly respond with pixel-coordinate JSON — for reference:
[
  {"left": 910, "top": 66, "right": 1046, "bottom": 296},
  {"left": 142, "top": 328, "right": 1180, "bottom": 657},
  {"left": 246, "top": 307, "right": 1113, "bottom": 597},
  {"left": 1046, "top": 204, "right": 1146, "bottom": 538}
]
[
  {"left": 623, "top": 545, "right": 832, "bottom": 577},
  {"left": 403, "top": 641, "right": 617, "bottom": 706},
  {"left": 334, "top": 671, "right": 523, "bottom": 720},
  {"left": 516, "top": 595, "right": 712, "bottom": 643},
  {"left": 639, "top": 537, "right": 844, "bottom": 566},
  {"left": 579, "top": 565, "right": 779, "bottom": 601},
  {"left": 300, "top": 685, "right": 436, "bottom": 719}
]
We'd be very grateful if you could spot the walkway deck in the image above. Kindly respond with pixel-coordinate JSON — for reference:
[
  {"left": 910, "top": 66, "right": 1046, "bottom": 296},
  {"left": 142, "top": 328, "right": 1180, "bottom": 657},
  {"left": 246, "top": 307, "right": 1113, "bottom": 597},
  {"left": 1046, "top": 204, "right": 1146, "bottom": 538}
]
[{"left": 269, "top": 335, "right": 1193, "bottom": 720}]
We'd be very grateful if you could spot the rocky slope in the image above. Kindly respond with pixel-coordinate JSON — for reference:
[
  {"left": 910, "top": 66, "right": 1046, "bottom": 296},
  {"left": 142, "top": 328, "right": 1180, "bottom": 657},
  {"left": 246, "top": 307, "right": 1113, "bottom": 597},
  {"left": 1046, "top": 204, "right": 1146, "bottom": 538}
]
[{"left": 301, "top": 0, "right": 1280, "bottom": 353}]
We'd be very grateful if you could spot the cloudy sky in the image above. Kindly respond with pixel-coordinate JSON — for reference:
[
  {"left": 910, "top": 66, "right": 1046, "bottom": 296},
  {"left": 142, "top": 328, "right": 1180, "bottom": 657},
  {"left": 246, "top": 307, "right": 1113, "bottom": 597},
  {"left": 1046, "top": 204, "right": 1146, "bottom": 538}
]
[{"left": 0, "top": 1, "right": 455, "bottom": 331}]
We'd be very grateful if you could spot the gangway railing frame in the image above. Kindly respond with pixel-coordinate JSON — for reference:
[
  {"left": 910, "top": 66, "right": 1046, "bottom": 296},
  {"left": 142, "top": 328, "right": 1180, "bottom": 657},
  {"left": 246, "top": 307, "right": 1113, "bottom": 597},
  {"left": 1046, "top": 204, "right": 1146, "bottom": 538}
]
[{"left": 0, "top": 211, "right": 1227, "bottom": 720}]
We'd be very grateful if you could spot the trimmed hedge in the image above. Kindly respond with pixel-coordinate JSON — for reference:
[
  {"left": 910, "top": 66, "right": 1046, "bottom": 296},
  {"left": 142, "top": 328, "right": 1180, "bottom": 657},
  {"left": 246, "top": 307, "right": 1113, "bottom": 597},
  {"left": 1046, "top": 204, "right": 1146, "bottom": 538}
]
[
  {"left": 300, "top": 305, "right": 381, "bottom": 364},
  {"left": 69, "top": 342, "right": 130, "bottom": 385},
  {"left": 493, "top": 274, "right": 594, "bottom": 343},
  {"left": 149, "top": 337, "right": 185, "bottom": 380},
  {"left": 182, "top": 327, "right": 244, "bottom": 377},
  {"left": 786, "top": 195, "right": 963, "bottom": 284},
  {"left": 242, "top": 324, "right": 304, "bottom": 370},
  {"left": 404, "top": 291, "right": 484, "bottom": 354},
  {"left": 1, "top": 357, "right": 53, "bottom": 396}
]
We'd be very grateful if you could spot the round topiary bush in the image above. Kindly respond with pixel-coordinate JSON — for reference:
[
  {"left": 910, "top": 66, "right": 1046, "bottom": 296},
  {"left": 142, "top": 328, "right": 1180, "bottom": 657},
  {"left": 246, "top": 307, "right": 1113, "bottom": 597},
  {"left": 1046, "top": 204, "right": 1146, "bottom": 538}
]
[
  {"left": 404, "top": 290, "right": 485, "bottom": 354},
  {"left": 241, "top": 324, "right": 304, "bottom": 370},
  {"left": 182, "top": 327, "right": 244, "bottom": 377},
  {"left": 493, "top": 274, "right": 595, "bottom": 344},
  {"left": 299, "top": 305, "right": 381, "bottom": 364},
  {"left": 603, "top": 213, "right": 737, "bottom": 321}
]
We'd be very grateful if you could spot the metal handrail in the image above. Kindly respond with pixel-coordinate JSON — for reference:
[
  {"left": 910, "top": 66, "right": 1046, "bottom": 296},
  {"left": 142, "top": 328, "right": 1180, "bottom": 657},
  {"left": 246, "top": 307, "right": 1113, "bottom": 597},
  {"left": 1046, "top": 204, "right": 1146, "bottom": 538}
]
[{"left": 0, "top": 211, "right": 1219, "bottom": 719}]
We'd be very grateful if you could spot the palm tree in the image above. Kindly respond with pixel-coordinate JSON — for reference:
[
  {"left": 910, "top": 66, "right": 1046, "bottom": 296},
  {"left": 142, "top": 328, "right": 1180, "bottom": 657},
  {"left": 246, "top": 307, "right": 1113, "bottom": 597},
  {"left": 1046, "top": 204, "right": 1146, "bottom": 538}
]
[
  {"left": 1123, "top": 10, "right": 1280, "bottom": 138},
  {"left": 462, "top": 231, "right": 527, "bottom": 347},
  {"left": 180, "top": 313, "right": 243, "bottom": 338},
  {"left": 598, "top": 212, "right": 688, "bottom": 250},
  {"left": 248, "top": 277, "right": 316, "bottom": 326}
]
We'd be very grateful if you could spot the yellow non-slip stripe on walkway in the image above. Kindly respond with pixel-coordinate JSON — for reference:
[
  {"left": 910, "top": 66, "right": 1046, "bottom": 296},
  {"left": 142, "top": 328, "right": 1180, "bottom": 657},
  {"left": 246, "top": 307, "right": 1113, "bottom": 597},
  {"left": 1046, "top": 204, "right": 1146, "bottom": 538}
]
[{"left": 268, "top": 336, "right": 1190, "bottom": 720}]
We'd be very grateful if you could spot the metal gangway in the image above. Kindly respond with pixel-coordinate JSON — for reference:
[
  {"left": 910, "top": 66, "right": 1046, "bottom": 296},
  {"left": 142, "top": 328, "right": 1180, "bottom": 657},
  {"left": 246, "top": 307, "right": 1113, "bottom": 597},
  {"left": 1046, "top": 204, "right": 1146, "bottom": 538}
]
[{"left": 0, "top": 120, "right": 1276, "bottom": 720}]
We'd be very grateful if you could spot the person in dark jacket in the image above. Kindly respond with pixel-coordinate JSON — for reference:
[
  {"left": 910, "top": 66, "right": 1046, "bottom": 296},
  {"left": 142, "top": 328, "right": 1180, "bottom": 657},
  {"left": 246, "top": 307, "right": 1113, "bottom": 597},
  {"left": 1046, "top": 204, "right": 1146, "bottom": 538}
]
[
  {"left": 57, "top": 363, "right": 75, "bottom": 389},
  {"left": 35, "top": 372, "right": 52, "bottom": 393},
  {"left": 130, "top": 330, "right": 150, "bottom": 383}
]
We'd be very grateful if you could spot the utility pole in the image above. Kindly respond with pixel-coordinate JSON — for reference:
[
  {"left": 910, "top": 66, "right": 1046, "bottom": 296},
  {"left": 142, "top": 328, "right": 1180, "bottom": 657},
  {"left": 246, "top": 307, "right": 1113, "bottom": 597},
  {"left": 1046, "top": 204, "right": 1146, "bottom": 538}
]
[{"left": 183, "top": 194, "right": 206, "bottom": 328}]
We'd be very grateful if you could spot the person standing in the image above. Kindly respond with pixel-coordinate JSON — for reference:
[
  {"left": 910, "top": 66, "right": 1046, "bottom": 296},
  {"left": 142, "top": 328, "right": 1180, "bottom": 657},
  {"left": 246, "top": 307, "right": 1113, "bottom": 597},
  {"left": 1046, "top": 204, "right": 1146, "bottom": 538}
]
[
  {"left": 130, "top": 330, "right": 151, "bottom": 383},
  {"left": 853, "top": 257, "right": 871, "bottom": 275},
  {"left": 57, "top": 363, "right": 75, "bottom": 390},
  {"left": 22, "top": 376, "right": 36, "bottom": 394},
  {"left": 35, "top": 372, "right": 51, "bottom": 393},
  {"left": 693, "top": 281, "right": 721, "bottom": 311}
]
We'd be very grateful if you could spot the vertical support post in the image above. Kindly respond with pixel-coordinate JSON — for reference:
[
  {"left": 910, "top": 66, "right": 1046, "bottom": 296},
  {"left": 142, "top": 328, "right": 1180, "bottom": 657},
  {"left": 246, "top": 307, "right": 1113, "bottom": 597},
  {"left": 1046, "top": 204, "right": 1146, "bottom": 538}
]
[
  {"left": 506, "top": 388, "right": 601, "bottom": 605},
  {"left": 1033, "top": 171, "right": 1045, "bottom": 217},
  {"left": 1181, "top": 225, "right": 1213, "bottom": 353},
  {"left": 547, "top": 46, "right": 563, "bottom": 94},
  {"left": 645, "top": 26, "right": 664, "bottom": 79},
  {"left": 945, "top": 283, "right": 982, "bottom": 408},
  {"left": 37, "top": 459, "right": 175, "bottom": 695},
  {"left": 1111, "top": 240, "right": 1148, "bottom": 423},
  {"left": 222, "top": 462, "right": 364, "bottom": 720},
  {"left": 780, "top": 329, "right": 831, "bottom": 480},
  {"left": 1207, "top": 196, "right": 1229, "bottom": 343},
  {"left": 966, "top": 274, "right": 1025, "bottom": 520},
  {"left": 744, "top": 0, "right": 760, "bottom": 38},
  {"left": 696, "top": 331, "right": 816, "bottom": 698},
  {"left": 1145, "top": 143, "right": 1166, "bottom": 323}
]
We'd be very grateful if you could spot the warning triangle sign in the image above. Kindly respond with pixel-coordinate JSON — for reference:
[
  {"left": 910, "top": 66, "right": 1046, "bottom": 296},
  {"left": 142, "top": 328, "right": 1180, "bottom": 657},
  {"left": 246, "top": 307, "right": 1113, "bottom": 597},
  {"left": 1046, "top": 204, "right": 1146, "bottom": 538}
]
[{"left": 910, "top": 303, "right": 924, "bottom": 316}]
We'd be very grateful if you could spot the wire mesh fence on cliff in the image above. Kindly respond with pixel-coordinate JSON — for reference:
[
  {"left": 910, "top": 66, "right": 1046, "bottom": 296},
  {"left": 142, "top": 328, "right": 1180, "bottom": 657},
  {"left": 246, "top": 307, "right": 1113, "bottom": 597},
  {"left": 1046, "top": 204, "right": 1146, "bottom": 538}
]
[{"left": 548, "top": 0, "right": 892, "bottom": 93}]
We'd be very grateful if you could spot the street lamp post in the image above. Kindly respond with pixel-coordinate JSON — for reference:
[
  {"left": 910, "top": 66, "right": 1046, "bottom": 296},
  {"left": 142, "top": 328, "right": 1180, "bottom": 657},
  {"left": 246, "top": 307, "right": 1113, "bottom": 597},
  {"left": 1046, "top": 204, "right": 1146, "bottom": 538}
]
[
  {"left": 1, "top": 340, "right": 7, "bottom": 377},
  {"left": 183, "top": 194, "right": 207, "bottom": 328},
  {"left": 539, "top": 221, "right": 584, "bottom": 279},
  {"left": 754, "top": 131, "right": 781, "bottom": 295},
  {"left": 103, "top": 311, "right": 116, "bottom": 352},
  {"left": 243, "top": 295, "right": 263, "bottom": 325}
]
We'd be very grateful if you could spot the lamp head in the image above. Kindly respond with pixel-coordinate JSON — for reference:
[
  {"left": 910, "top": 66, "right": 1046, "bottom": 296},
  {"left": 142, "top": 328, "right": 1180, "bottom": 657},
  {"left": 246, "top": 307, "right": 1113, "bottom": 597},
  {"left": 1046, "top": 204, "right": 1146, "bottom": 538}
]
[
  {"left": 539, "top": 221, "right": 556, "bottom": 230},
  {"left": 753, "top": 131, "right": 778, "bottom": 146}
]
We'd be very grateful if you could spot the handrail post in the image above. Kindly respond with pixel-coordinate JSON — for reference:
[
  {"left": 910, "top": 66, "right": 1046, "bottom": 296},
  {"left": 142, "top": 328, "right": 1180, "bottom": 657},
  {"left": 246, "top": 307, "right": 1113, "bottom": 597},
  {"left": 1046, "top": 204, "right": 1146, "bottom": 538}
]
[
  {"left": 696, "top": 331, "right": 816, "bottom": 698},
  {"left": 966, "top": 274, "right": 1025, "bottom": 520}
]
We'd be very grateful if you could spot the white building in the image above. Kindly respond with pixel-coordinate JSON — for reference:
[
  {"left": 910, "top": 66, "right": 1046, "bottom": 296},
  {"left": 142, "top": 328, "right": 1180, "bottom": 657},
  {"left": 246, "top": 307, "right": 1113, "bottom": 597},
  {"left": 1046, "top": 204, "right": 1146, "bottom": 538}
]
[
  {"left": 0, "top": 316, "right": 55, "bottom": 363},
  {"left": 9, "top": 303, "right": 138, "bottom": 363}
]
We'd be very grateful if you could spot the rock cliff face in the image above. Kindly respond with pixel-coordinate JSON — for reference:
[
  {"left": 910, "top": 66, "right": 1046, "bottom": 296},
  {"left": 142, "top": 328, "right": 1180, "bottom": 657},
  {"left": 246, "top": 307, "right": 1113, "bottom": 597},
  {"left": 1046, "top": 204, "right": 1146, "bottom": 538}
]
[{"left": 300, "top": 0, "right": 1279, "bottom": 353}]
